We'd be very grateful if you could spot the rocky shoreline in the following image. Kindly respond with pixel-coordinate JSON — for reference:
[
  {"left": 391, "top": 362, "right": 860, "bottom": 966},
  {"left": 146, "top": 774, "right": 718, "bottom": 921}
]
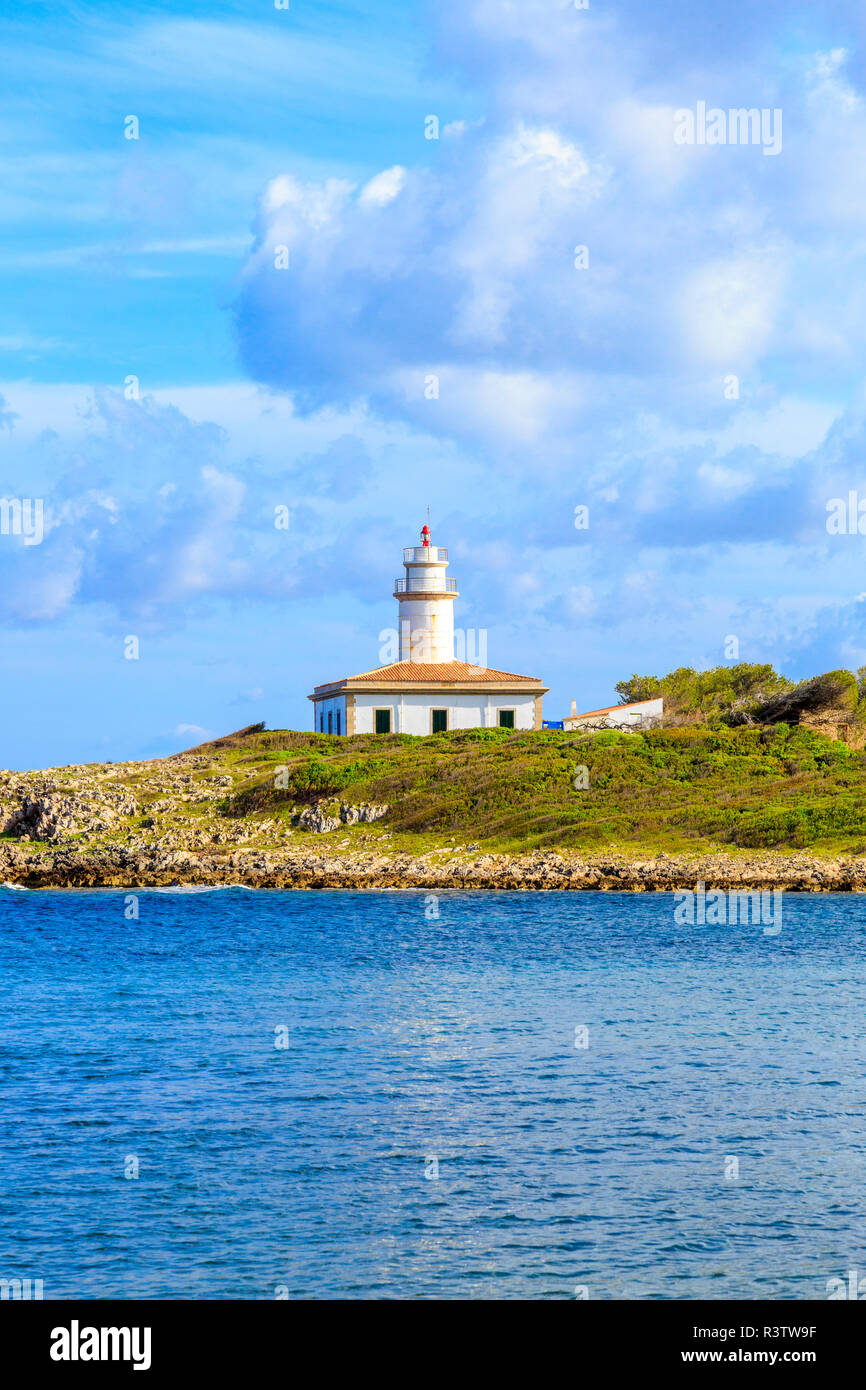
[{"left": 3, "top": 843, "right": 866, "bottom": 892}]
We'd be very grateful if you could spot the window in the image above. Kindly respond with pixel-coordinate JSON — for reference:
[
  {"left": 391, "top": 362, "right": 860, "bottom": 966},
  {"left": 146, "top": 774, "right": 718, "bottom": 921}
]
[
  {"left": 498, "top": 709, "right": 515, "bottom": 729},
  {"left": 375, "top": 708, "right": 391, "bottom": 734},
  {"left": 432, "top": 709, "right": 448, "bottom": 733},
  {"left": 336, "top": 711, "right": 341, "bottom": 736},
  {"left": 328, "top": 711, "right": 333, "bottom": 734}
]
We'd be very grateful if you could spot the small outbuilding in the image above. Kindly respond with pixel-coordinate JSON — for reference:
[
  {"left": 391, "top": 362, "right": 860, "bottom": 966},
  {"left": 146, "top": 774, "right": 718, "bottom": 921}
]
[{"left": 562, "top": 697, "right": 663, "bottom": 731}]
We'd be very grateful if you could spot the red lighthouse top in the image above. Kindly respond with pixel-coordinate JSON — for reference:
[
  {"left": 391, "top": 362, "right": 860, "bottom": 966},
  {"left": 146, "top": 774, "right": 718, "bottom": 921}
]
[{"left": 420, "top": 523, "right": 431, "bottom": 547}]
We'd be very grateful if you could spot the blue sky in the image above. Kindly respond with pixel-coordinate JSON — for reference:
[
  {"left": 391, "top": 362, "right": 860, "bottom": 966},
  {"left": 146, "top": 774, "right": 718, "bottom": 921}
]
[{"left": 3, "top": 0, "right": 866, "bottom": 768}]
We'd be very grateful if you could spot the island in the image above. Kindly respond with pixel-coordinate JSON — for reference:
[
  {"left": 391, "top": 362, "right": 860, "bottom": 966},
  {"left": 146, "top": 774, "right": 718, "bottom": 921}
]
[{"left": 4, "top": 661, "right": 866, "bottom": 891}]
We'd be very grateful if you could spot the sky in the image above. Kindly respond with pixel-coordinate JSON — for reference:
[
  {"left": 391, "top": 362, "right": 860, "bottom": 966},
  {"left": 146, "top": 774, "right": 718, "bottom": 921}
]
[{"left": 3, "top": 0, "right": 866, "bottom": 768}]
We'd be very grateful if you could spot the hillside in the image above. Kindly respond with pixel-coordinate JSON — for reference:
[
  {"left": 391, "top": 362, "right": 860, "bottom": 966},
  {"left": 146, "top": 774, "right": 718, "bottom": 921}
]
[
  {"left": 4, "top": 722, "right": 866, "bottom": 891},
  {"left": 210, "top": 722, "right": 866, "bottom": 854}
]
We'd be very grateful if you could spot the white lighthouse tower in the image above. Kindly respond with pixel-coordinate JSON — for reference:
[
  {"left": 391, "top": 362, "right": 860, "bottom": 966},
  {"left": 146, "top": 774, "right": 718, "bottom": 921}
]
[{"left": 395, "top": 523, "right": 458, "bottom": 663}]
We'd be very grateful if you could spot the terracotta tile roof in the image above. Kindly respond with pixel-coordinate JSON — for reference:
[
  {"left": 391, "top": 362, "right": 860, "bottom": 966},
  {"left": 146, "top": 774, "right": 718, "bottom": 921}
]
[
  {"left": 568, "top": 698, "right": 662, "bottom": 719},
  {"left": 313, "top": 660, "right": 543, "bottom": 694}
]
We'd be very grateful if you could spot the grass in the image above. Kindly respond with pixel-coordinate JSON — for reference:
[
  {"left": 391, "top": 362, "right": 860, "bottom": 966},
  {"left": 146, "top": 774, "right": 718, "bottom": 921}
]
[{"left": 205, "top": 722, "right": 866, "bottom": 856}]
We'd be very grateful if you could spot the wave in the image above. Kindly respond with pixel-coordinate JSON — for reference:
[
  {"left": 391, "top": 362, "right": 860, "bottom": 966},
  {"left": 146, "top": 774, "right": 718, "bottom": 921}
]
[
  {"left": 147, "top": 884, "right": 256, "bottom": 894},
  {"left": 1, "top": 881, "right": 28, "bottom": 891}
]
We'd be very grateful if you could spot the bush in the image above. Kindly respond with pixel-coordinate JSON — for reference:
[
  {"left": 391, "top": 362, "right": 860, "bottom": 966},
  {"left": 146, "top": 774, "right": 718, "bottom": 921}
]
[
  {"left": 617, "top": 663, "right": 793, "bottom": 720},
  {"left": 289, "top": 757, "right": 348, "bottom": 801}
]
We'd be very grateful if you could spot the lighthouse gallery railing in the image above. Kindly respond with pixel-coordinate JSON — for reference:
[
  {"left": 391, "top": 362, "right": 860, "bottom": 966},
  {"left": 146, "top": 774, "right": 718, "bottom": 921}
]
[
  {"left": 403, "top": 546, "right": 448, "bottom": 563},
  {"left": 394, "top": 578, "right": 458, "bottom": 593}
]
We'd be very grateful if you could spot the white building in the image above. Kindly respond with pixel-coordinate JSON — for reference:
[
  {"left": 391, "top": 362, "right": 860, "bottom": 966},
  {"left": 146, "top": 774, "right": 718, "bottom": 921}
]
[
  {"left": 562, "top": 697, "right": 663, "bottom": 731},
  {"left": 309, "top": 523, "right": 547, "bottom": 735}
]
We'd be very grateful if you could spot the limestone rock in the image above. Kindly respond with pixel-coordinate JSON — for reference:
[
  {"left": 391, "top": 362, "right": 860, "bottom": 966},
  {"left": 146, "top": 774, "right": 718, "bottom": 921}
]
[
  {"left": 339, "top": 801, "right": 389, "bottom": 825},
  {"left": 293, "top": 805, "right": 341, "bottom": 833},
  {"left": 3, "top": 786, "right": 138, "bottom": 842}
]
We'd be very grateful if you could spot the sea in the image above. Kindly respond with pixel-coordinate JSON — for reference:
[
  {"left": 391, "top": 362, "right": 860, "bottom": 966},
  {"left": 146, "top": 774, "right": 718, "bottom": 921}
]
[{"left": 0, "top": 885, "right": 864, "bottom": 1300}]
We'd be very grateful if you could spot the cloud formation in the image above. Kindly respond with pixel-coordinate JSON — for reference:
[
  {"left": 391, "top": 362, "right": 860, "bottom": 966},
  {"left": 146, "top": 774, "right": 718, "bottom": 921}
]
[{"left": 234, "top": 2, "right": 866, "bottom": 455}]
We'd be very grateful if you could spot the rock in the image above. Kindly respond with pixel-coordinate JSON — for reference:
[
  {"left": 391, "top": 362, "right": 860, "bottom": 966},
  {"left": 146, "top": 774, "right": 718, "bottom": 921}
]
[
  {"left": 289, "top": 801, "right": 389, "bottom": 833},
  {"left": 294, "top": 806, "right": 341, "bottom": 833},
  {"left": 3, "top": 787, "right": 138, "bottom": 842},
  {"left": 4, "top": 837, "right": 866, "bottom": 891},
  {"left": 339, "top": 801, "right": 389, "bottom": 825}
]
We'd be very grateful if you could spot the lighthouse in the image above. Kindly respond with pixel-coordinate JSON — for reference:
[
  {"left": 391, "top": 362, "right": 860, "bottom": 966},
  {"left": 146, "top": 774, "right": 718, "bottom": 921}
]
[
  {"left": 395, "top": 523, "right": 458, "bottom": 663},
  {"left": 308, "top": 519, "right": 547, "bottom": 735}
]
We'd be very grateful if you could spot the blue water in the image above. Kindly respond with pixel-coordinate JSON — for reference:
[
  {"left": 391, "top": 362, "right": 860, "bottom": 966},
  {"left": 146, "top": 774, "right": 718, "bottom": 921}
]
[{"left": 1, "top": 887, "right": 865, "bottom": 1300}]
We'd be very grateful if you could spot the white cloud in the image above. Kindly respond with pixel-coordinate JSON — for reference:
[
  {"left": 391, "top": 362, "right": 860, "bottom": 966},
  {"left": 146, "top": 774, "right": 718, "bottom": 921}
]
[
  {"left": 677, "top": 256, "right": 786, "bottom": 367},
  {"left": 359, "top": 166, "right": 406, "bottom": 208},
  {"left": 696, "top": 462, "right": 754, "bottom": 501},
  {"left": 507, "top": 125, "right": 589, "bottom": 188}
]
